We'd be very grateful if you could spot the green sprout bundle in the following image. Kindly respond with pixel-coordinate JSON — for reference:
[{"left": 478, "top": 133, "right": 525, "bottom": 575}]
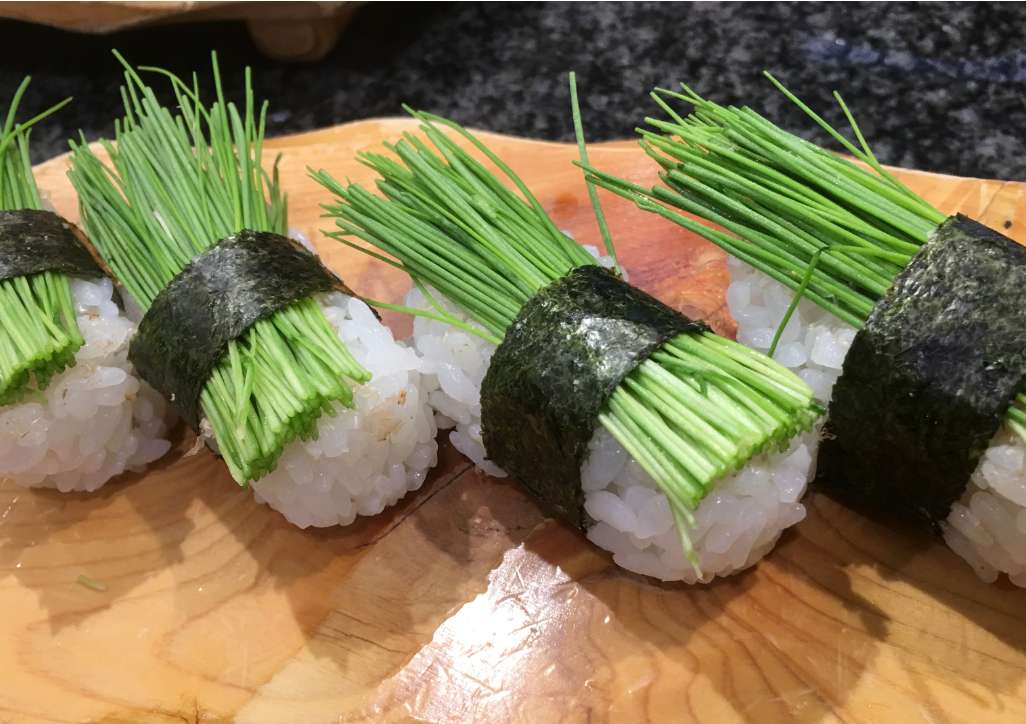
[
  {"left": 312, "top": 89, "right": 822, "bottom": 582},
  {"left": 587, "top": 74, "right": 1026, "bottom": 585},
  {"left": 0, "top": 80, "right": 80, "bottom": 403}
]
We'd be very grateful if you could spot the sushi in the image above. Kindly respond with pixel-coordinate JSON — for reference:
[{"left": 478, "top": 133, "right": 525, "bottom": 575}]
[
  {"left": 311, "top": 90, "right": 823, "bottom": 582},
  {"left": 585, "top": 75, "right": 1026, "bottom": 584},
  {"left": 0, "top": 78, "right": 171, "bottom": 491},
  {"left": 67, "top": 53, "right": 438, "bottom": 528}
]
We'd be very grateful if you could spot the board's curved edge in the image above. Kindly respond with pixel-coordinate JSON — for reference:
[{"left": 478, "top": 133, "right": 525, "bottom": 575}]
[
  {"left": 35, "top": 116, "right": 1025, "bottom": 190},
  {"left": 31, "top": 117, "right": 640, "bottom": 179}
]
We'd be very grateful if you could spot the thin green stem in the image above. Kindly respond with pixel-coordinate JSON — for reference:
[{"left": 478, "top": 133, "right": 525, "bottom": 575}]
[{"left": 569, "top": 71, "right": 618, "bottom": 271}]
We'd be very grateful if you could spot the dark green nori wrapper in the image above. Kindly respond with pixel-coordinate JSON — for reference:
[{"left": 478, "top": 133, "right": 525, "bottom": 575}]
[
  {"left": 129, "top": 230, "right": 354, "bottom": 430},
  {"left": 0, "top": 210, "right": 103, "bottom": 282},
  {"left": 817, "top": 214, "right": 1026, "bottom": 532},
  {"left": 481, "top": 265, "right": 704, "bottom": 530}
]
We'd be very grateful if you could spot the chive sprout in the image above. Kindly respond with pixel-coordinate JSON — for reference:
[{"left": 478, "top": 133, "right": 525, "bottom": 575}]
[
  {"left": 68, "top": 52, "right": 370, "bottom": 484},
  {"left": 75, "top": 573, "right": 108, "bottom": 592},
  {"left": 585, "top": 74, "right": 1026, "bottom": 444}
]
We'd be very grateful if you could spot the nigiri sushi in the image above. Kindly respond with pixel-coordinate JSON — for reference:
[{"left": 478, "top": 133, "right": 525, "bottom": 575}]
[
  {"left": 312, "top": 91, "right": 823, "bottom": 582},
  {"left": 587, "top": 74, "right": 1026, "bottom": 585},
  {"left": 67, "top": 53, "right": 438, "bottom": 527},
  {"left": 0, "top": 78, "right": 170, "bottom": 492}
]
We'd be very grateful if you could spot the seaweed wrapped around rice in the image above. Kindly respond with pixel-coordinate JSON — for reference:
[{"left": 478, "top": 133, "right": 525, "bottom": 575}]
[
  {"left": 313, "top": 98, "right": 823, "bottom": 582},
  {"left": 0, "top": 79, "right": 171, "bottom": 492},
  {"left": 68, "top": 53, "right": 438, "bottom": 527},
  {"left": 587, "top": 73, "right": 1026, "bottom": 585}
]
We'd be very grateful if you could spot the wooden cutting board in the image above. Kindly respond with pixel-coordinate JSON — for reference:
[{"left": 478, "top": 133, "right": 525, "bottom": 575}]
[{"left": 3, "top": 120, "right": 1026, "bottom": 724}]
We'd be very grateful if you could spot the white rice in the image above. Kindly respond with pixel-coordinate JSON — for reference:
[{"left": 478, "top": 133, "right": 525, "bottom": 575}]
[
  {"left": 0, "top": 277, "right": 172, "bottom": 492},
  {"left": 249, "top": 292, "right": 438, "bottom": 528},
  {"left": 726, "top": 256, "right": 1026, "bottom": 585},
  {"left": 406, "top": 252, "right": 816, "bottom": 582}
]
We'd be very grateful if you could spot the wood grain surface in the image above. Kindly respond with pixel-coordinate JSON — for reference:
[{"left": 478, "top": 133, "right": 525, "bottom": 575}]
[{"left": 3, "top": 120, "right": 1026, "bottom": 723}]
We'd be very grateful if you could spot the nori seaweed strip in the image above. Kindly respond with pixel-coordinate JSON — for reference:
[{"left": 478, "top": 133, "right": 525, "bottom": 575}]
[
  {"left": 817, "top": 214, "right": 1026, "bottom": 531},
  {"left": 129, "top": 230, "right": 354, "bottom": 430},
  {"left": 481, "top": 265, "right": 705, "bottom": 529},
  {"left": 0, "top": 210, "right": 102, "bottom": 282}
]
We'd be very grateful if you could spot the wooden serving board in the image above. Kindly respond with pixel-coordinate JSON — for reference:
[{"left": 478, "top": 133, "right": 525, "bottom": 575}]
[{"left": 3, "top": 120, "right": 1026, "bottom": 723}]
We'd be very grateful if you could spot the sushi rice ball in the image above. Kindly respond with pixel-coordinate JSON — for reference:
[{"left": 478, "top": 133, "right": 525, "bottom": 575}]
[
  {"left": 727, "top": 256, "right": 1026, "bottom": 585},
  {"left": 407, "top": 248, "right": 815, "bottom": 583},
  {"left": 233, "top": 233, "right": 440, "bottom": 528},
  {"left": 0, "top": 276, "right": 172, "bottom": 492}
]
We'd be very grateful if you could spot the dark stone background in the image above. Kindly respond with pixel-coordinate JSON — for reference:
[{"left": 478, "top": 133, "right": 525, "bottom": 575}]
[{"left": 3, "top": 2, "right": 1025, "bottom": 179}]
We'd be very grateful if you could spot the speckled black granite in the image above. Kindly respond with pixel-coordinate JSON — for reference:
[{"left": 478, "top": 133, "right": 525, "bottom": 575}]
[{"left": 2, "top": 2, "right": 1026, "bottom": 179}]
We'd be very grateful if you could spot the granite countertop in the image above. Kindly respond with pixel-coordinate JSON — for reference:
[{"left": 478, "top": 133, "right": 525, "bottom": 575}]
[{"left": 2, "top": 2, "right": 1024, "bottom": 180}]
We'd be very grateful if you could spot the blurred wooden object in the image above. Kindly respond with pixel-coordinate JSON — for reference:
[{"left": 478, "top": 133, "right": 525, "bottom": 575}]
[{"left": 0, "top": 1, "right": 362, "bottom": 60}]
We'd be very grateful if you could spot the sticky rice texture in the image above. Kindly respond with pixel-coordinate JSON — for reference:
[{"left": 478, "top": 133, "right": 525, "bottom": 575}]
[
  {"left": 0, "top": 277, "right": 172, "bottom": 492},
  {"left": 407, "top": 252, "right": 815, "bottom": 582},
  {"left": 726, "top": 256, "right": 1026, "bottom": 585},
  {"left": 249, "top": 292, "right": 439, "bottom": 528}
]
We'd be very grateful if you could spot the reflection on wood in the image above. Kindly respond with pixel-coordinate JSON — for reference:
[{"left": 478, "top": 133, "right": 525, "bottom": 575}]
[{"left": 3, "top": 121, "right": 1026, "bottom": 722}]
